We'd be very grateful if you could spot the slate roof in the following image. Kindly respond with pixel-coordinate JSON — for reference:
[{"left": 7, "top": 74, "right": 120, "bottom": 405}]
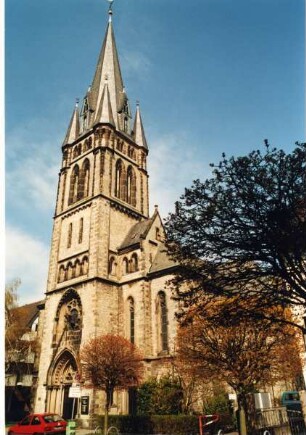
[
  {"left": 89, "top": 20, "right": 125, "bottom": 130},
  {"left": 149, "top": 242, "right": 178, "bottom": 274},
  {"left": 119, "top": 218, "right": 153, "bottom": 250},
  {"left": 11, "top": 300, "right": 44, "bottom": 328}
]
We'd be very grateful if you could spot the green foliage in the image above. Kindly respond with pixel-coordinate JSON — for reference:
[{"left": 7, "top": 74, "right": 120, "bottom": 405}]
[
  {"left": 137, "top": 376, "right": 184, "bottom": 415},
  {"left": 165, "top": 142, "right": 306, "bottom": 328},
  {"left": 92, "top": 415, "right": 199, "bottom": 435},
  {"left": 202, "top": 392, "right": 230, "bottom": 415}
]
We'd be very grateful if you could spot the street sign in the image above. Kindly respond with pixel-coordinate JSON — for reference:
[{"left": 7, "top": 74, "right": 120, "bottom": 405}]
[{"left": 69, "top": 386, "right": 81, "bottom": 398}]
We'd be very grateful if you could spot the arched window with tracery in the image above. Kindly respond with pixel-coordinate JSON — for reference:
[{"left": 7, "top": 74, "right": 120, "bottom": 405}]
[
  {"left": 69, "top": 165, "right": 80, "bottom": 204},
  {"left": 157, "top": 291, "right": 168, "bottom": 353},
  {"left": 127, "top": 297, "right": 135, "bottom": 344},
  {"left": 126, "top": 166, "right": 136, "bottom": 206},
  {"left": 52, "top": 290, "right": 83, "bottom": 351}
]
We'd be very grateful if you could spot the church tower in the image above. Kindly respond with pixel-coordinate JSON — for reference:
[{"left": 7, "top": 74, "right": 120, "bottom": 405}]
[{"left": 35, "top": 4, "right": 177, "bottom": 422}]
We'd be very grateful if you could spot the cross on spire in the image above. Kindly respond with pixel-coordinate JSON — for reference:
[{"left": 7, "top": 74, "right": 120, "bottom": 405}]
[{"left": 107, "top": 0, "right": 114, "bottom": 21}]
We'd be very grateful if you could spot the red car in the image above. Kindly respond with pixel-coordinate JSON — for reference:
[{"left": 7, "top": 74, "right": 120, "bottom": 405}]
[{"left": 8, "top": 413, "right": 67, "bottom": 435}]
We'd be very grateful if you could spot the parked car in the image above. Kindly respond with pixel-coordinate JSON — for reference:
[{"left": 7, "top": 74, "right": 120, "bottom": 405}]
[
  {"left": 281, "top": 391, "right": 303, "bottom": 412},
  {"left": 8, "top": 413, "right": 67, "bottom": 435}
]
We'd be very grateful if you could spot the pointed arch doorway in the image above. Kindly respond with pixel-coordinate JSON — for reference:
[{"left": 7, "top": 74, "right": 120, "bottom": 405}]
[{"left": 47, "top": 350, "right": 79, "bottom": 420}]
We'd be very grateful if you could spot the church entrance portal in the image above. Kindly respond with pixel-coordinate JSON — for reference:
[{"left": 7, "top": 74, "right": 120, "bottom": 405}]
[{"left": 47, "top": 350, "right": 79, "bottom": 418}]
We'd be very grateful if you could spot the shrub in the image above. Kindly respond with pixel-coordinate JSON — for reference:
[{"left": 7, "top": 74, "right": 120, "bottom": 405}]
[
  {"left": 92, "top": 415, "right": 199, "bottom": 435},
  {"left": 137, "top": 376, "right": 184, "bottom": 415}
]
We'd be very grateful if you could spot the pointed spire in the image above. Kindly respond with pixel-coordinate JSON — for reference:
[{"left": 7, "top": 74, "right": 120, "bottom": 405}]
[
  {"left": 63, "top": 100, "right": 80, "bottom": 145},
  {"left": 89, "top": 8, "right": 126, "bottom": 130},
  {"left": 133, "top": 102, "right": 148, "bottom": 149},
  {"left": 95, "top": 78, "right": 115, "bottom": 126}
]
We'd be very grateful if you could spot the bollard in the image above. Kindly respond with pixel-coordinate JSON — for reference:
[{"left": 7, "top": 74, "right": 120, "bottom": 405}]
[{"left": 67, "top": 420, "right": 77, "bottom": 435}]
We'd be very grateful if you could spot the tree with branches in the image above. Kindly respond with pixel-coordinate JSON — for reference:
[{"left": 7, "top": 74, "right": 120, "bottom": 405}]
[
  {"left": 80, "top": 334, "right": 143, "bottom": 434},
  {"left": 176, "top": 300, "right": 304, "bottom": 434},
  {"left": 165, "top": 142, "right": 306, "bottom": 330},
  {"left": 5, "top": 279, "right": 38, "bottom": 418}
]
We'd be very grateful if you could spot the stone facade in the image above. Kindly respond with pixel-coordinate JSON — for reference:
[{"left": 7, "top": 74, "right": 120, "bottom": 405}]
[{"left": 35, "top": 9, "right": 178, "bottom": 422}]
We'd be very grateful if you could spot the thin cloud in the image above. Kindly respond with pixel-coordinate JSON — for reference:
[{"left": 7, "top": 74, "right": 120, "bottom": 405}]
[
  {"left": 6, "top": 156, "right": 58, "bottom": 212},
  {"left": 6, "top": 121, "right": 60, "bottom": 212},
  {"left": 6, "top": 225, "right": 49, "bottom": 305},
  {"left": 122, "top": 49, "right": 152, "bottom": 77}
]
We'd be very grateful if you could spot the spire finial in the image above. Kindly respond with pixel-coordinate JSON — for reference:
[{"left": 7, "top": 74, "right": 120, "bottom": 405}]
[
  {"left": 107, "top": 0, "right": 114, "bottom": 22},
  {"left": 75, "top": 98, "right": 79, "bottom": 108},
  {"left": 136, "top": 100, "right": 140, "bottom": 108}
]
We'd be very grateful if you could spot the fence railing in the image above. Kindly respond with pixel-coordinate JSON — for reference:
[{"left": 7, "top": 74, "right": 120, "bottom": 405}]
[{"left": 254, "top": 407, "right": 306, "bottom": 435}]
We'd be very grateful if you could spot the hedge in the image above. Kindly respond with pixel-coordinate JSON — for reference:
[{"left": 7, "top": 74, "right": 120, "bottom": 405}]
[
  {"left": 91, "top": 415, "right": 198, "bottom": 435},
  {"left": 90, "top": 414, "right": 236, "bottom": 435}
]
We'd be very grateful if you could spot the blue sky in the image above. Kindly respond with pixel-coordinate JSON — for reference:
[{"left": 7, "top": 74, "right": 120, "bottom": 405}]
[{"left": 5, "top": 0, "right": 305, "bottom": 305}]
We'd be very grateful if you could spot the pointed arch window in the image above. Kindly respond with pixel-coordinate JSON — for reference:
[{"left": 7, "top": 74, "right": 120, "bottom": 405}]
[
  {"left": 115, "top": 160, "right": 123, "bottom": 199},
  {"left": 75, "top": 260, "right": 81, "bottom": 277},
  {"left": 126, "top": 166, "right": 136, "bottom": 206},
  {"left": 157, "top": 291, "right": 168, "bottom": 353},
  {"left": 124, "top": 117, "right": 128, "bottom": 133},
  {"left": 69, "top": 165, "right": 80, "bottom": 204},
  {"left": 128, "top": 297, "right": 135, "bottom": 344},
  {"left": 82, "top": 256, "right": 89, "bottom": 275},
  {"left": 130, "top": 253, "right": 138, "bottom": 273},
  {"left": 67, "top": 223, "right": 73, "bottom": 249},
  {"left": 122, "top": 257, "right": 129, "bottom": 275},
  {"left": 58, "top": 265, "right": 66, "bottom": 283},
  {"left": 67, "top": 262, "right": 74, "bottom": 280},
  {"left": 78, "top": 218, "right": 84, "bottom": 244},
  {"left": 109, "top": 256, "right": 116, "bottom": 276},
  {"left": 78, "top": 159, "right": 90, "bottom": 200},
  {"left": 117, "top": 140, "right": 123, "bottom": 152}
]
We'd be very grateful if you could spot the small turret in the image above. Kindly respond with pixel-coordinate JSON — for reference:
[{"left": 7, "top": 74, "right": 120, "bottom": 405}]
[
  {"left": 62, "top": 101, "right": 80, "bottom": 145},
  {"left": 95, "top": 79, "right": 115, "bottom": 126},
  {"left": 133, "top": 102, "right": 148, "bottom": 149}
]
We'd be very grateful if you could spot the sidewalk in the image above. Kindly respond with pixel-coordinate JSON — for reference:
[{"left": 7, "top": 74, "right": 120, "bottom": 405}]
[{"left": 75, "top": 430, "right": 239, "bottom": 435}]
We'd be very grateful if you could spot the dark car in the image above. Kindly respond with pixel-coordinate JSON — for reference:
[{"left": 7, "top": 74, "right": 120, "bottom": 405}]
[{"left": 8, "top": 413, "right": 67, "bottom": 435}]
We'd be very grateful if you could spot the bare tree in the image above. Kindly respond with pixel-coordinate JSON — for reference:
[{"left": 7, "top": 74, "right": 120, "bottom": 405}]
[
  {"left": 5, "top": 279, "right": 38, "bottom": 417},
  {"left": 81, "top": 334, "right": 143, "bottom": 434}
]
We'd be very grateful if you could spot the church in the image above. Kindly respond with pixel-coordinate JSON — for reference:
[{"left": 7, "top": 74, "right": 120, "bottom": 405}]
[{"left": 35, "top": 3, "right": 178, "bottom": 422}]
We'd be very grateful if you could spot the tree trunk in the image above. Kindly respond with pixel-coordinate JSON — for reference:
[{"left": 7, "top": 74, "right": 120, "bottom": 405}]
[
  {"left": 104, "top": 403, "right": 109, "bottom": 435},
  {"left": 237, "top": 391, "right": 256, "bottom": 435},
  {"left": 104, "top": 388, "right": 112, "bottom": 435}
]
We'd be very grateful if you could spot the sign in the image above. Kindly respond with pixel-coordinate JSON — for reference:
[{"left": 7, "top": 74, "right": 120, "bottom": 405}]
[
  {"left": 228, "top": 393, "right": 237, "bottom": 401},
  {"left": 81, "top": 396, "right": 90, "bottom": 415},
  {"left": 69, "top": 386, "right": 81, "bottom": 398}
]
